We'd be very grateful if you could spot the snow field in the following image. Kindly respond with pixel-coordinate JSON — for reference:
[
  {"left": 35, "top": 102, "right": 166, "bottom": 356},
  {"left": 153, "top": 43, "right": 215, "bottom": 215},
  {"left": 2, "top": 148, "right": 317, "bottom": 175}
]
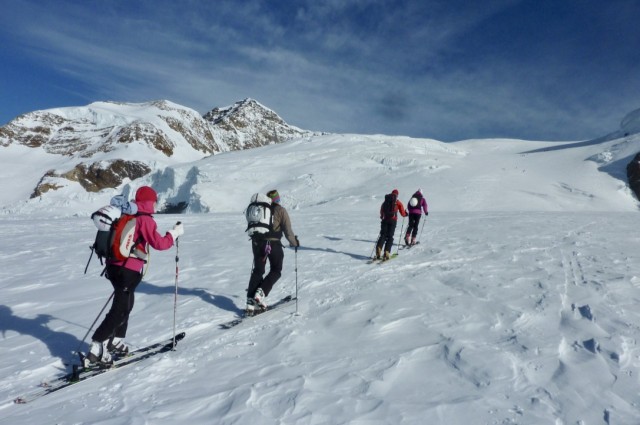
[{"left": 1, "top": 210, "right": 640, "bottom": 424}]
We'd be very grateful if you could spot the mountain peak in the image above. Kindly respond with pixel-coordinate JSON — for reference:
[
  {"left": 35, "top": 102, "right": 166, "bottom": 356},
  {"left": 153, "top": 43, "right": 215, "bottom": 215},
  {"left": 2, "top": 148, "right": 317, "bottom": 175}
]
[
  {"left": 203, "top": 98, "right": 315, "bottom": 150},
  {"left": 203, "top": 98, "right": 279, "bottom": 125}
]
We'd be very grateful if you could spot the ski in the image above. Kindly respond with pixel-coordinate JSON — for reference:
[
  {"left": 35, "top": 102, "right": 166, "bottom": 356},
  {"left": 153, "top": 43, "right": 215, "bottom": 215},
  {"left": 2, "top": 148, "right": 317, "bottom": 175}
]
[
  {"left": 219, "top": 295, "right": 296, "bottom": 329},
  {"left": 13, "top": 332, "right": 186, "bottom": 404},
  {"left": 399, "top": 242, "right": 420, "bottom": 250},
  {"left": 379, "top": 253, "right": 399, "bottom": 263},
  {"left": 367, "top": 253, "right": 398, "bottom": 264}
]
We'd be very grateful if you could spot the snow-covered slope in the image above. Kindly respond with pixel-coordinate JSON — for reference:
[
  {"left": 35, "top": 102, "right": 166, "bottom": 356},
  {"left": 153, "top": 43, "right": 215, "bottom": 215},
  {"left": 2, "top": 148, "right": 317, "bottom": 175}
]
[
  {"left": 3, "top": 131, "right": 640, "bottom": 215},
  {"left": 2, "top": 212, "right": 640, "bottom": 424},
  {"left": 1, "top": 127, "right": 640, "bottom": 424},
  {"left": 1, "top": 100, "right": 217, "bottom": 159},
  {"left": 102, "top": 133, "right": 640, "bottom": 214}
]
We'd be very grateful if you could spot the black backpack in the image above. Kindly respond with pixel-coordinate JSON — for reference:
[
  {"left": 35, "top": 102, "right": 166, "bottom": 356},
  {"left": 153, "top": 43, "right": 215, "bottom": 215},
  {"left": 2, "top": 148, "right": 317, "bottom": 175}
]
[{"left": 382, "top": 193, "right": 398, "bottom": 220}]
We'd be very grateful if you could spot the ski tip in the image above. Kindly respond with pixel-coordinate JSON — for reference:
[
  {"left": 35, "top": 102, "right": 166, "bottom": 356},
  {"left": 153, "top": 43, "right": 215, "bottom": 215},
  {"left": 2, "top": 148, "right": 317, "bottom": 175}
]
[{"left": 14, "top": 397, "right": 27, "bottom": 404}]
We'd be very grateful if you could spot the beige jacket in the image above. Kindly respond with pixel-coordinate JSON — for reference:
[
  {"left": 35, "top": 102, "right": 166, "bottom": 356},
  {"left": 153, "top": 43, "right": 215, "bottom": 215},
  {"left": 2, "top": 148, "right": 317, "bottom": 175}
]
[{"left": 269, "top": 205, "right": 298, "bottom": 246}]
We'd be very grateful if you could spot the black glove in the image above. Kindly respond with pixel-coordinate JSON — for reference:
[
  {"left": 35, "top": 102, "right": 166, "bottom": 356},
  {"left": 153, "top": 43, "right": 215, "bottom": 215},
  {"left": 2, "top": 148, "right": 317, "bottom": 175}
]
[
  {"left": 294, "top": 236, "right": 300, "bottom": 251},
  {"left": 425, "top": 212, "right": 429, "bottom": 216}
]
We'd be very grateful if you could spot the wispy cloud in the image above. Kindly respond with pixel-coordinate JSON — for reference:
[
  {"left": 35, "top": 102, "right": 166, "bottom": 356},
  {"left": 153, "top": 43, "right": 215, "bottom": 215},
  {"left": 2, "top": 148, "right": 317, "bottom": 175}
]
[{"left": 1, "top": 0, "right": 639, "bottom": 140}]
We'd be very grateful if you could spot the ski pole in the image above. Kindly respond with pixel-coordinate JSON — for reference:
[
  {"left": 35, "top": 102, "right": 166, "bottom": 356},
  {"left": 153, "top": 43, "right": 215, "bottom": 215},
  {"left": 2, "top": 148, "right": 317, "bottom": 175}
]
[
  {"left": 418, "top": 216, "right": 426, "bottom": 243},
  {"left": 84, "top": 246, "right": 95, "bottom": 274},
  {"left": 172, "top": 222, "right": 180, "bottom": 350},
  {"left": 371, "top": 230, "right": 382, "bottom": 259},
  {"left": 74, "top": 291, "right": 114, "bottom": 360},
  {"left": 395, "top": 216, "right": 406, "bottom": 255},
  {"left": 295, "top": 236, "right": 299, "bottom": 314}
]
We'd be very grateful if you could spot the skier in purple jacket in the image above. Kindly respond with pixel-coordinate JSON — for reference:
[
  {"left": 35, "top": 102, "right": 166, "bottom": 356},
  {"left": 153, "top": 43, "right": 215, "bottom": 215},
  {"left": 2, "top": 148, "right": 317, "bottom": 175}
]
[{"left": 404, "top": 189, "right": 428, "bottom": 246}]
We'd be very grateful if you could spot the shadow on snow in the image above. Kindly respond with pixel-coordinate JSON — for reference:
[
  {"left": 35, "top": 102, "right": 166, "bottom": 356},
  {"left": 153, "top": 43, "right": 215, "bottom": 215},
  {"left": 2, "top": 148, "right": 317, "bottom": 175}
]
[
  {"left": 0, "top": 305, "right": 82, "bottom": 369},
  {"left": 137, "top": 281, "right": 243, "bottom": 315}
]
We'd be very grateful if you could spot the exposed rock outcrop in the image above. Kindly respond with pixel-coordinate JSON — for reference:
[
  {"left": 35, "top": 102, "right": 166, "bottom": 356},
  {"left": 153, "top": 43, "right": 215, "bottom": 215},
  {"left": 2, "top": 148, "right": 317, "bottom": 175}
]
[{"left": 31, "top": 160, "right": 152, "bottom": 197}]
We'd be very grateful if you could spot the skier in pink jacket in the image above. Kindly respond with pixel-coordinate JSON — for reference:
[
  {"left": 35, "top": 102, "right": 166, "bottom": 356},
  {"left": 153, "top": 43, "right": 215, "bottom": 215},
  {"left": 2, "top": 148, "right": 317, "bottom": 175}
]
[{"left": 87, "top": 186, "right": 184, "bottom": 365}]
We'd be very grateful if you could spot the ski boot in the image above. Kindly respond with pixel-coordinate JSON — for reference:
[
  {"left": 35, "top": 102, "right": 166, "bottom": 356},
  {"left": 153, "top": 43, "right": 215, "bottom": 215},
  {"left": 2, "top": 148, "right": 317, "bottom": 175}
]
[
  {"left": 107, "top": 337, "right": 130, "bottom": 360},
  {"left": 84, "top": 340, "right": 113, "bottom": 368},
  {"left": 245, "top": 298, "right": 257, "bottom": 317},
  {"left": 254, "top": 288, "right": 268, "bottom": 310}
]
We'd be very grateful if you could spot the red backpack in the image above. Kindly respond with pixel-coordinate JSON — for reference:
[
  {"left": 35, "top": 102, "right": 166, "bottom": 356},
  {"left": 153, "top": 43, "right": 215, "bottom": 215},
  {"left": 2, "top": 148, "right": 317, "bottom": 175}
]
[
  {"left": 110, "top": 214, "right": 145, "bottom": 262},
  {"left": 86, "top": 211, "right": 149, "bottom": 276}
]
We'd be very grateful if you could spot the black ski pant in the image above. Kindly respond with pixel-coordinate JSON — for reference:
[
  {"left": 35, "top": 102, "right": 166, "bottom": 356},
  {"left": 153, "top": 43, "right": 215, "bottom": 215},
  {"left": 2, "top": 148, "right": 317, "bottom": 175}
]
[
  {"left": 247, "top": 239, "right": 284, "bottom": 298},
  {"left": 406, "top": 214, "right": 421, "bottom": 239},
  {"left": 376, "top": 220, "right": 397, "bottom": 254},
  {"left": 92, "top": 264, "right": 142, "bottom": 342}
]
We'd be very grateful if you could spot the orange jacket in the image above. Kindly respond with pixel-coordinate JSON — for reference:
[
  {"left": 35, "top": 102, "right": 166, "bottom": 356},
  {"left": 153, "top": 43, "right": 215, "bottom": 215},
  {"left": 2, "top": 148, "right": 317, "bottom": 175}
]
[{"left": 380, "top": 199, "right": 408, "bottom": 221}]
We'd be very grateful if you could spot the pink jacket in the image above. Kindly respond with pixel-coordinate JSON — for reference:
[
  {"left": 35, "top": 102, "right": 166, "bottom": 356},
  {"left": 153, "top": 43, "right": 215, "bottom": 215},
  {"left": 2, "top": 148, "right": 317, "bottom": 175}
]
[{"left": 108, "top": 199, "right": 175, "bottom": 273}]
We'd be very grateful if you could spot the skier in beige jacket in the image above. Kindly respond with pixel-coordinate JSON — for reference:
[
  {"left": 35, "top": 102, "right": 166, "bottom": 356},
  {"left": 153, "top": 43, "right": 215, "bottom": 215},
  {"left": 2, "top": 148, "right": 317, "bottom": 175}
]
[{"left": 246, "top": 189, "right": 299, "bottom": 313}]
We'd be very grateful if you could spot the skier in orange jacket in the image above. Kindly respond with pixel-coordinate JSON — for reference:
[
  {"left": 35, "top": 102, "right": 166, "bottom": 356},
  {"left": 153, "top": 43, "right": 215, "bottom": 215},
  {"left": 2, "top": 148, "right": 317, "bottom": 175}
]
[{"left": 375, "top": 189, "right": 407, "bottom": 260}]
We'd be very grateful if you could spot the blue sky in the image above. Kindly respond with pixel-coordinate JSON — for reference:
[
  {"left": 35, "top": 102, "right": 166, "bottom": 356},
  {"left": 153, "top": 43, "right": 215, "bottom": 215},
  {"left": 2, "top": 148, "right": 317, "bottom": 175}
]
[{"left": 1, "top": 0, "right": 639, "bottom": 141}]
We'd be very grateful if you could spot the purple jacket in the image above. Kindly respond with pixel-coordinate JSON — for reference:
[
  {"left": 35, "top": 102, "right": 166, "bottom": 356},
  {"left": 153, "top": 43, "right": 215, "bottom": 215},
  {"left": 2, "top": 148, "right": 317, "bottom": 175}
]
[
  {"left": 108, "top": 199, "right": 176, "bottom": 273},
  {"left": 407, "top": 193, "right": 428, "bottom": 215}
]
